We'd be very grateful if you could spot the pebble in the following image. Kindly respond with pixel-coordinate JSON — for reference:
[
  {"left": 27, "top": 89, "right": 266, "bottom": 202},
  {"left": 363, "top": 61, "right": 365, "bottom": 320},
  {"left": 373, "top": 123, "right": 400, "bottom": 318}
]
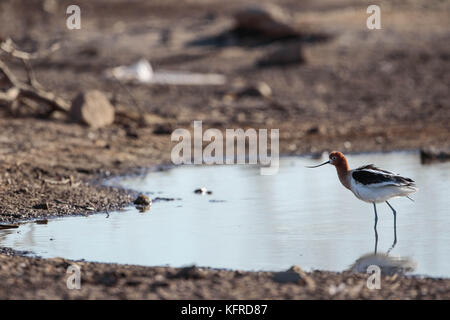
[
  {"left": 194, "top": 187, "right": 208, "bottom": 195},
  {"left": 134, "top": 194, "right": 152, "bottom": 206}
]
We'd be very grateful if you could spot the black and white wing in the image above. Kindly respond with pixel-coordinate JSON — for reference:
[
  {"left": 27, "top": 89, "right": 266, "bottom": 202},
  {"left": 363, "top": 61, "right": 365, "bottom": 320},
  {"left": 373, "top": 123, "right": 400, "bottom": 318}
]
[{"left": 351, "top": 164, "right": 416, "bottom": 187}]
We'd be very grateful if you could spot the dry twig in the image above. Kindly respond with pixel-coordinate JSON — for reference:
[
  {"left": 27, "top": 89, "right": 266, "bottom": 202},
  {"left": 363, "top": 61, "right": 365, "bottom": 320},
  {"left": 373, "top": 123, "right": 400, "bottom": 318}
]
[
  {"left": 0, "top": 38, "right": 60, "bottom": 61},
  {"left": 0, "top": 38, "right": 69, "bottom": 114}
]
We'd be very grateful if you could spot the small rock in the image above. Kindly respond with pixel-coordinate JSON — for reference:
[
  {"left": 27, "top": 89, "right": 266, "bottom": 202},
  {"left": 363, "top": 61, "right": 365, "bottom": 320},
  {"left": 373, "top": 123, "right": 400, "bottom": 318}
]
[
  {"left": 194, "top": 187, "right": 207, "bottom": 194},
  {"left": 134, "top": 194, "right": 152, "bottom": 206},
  {"left": 35, "top": 219, "right": 48, "bottom": 225},
  {"left": 70, "top": 90, "right": 115, "bottom": 128},
  {"left": 273, "top": 265, "right": 316, "bottom": 289}
]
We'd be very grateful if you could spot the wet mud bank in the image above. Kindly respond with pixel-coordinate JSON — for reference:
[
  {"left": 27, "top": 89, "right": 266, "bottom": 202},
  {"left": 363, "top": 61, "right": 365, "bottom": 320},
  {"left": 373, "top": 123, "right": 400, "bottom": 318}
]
[{"left": 1, "top": 253, "right": 450, "bottom": 299}]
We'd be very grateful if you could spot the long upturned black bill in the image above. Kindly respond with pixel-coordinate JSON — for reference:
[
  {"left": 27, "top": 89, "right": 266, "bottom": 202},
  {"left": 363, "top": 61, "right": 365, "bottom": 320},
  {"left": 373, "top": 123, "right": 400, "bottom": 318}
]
[{"left": 305, "top": 160, "right": 330, "bottom": 168}]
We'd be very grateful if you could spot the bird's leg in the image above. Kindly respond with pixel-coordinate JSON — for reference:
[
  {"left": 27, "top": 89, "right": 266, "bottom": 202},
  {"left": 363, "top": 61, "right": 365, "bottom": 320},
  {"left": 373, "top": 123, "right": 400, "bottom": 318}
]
[
  {"left": 373, "top": 202, "right": 378, "bottom": 254},
  {"left": 386, "top": 200, "right": 397, "bottom": 250}
]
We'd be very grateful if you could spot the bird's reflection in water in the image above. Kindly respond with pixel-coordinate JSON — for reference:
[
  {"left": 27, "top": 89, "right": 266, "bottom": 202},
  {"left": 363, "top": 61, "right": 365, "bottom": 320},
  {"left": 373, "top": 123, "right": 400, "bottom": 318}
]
[
  {"left": 351, "top": 253, "right": 416, "bottom": 275},
  {"left": 352, "top": 222, "right": 416, "bottom": 275},
  {"left": 374, "top": 215, "right": 397, "bottom": 255}
]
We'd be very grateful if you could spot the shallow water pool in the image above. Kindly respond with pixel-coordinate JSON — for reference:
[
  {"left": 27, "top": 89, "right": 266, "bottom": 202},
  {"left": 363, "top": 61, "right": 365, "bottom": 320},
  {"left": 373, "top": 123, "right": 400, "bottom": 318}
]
[{"left": 0, "top": 152, "right": 449, "bottom": 277}]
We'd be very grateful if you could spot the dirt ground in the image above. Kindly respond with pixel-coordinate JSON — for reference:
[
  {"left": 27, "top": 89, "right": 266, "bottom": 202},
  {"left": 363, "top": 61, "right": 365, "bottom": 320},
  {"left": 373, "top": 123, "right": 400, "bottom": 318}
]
[{"left": 0, "top": 0, "right": 449, "bottom": 299}]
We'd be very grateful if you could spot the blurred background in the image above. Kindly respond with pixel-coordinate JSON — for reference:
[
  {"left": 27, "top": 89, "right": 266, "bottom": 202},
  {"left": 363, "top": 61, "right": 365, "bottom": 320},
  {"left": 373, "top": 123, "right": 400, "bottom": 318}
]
[{"left": 0, "top": 0, "right": 449, "bottom": 155}]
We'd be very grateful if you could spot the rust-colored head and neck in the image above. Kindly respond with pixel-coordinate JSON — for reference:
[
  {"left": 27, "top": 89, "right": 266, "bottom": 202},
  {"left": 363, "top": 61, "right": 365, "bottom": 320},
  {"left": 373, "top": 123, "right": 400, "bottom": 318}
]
[
  {"left": 307, "top": 151, "right": 351, "bottom": 189},
  {"left": 328, "top": 151, "right": 350, "bottom": 189}
]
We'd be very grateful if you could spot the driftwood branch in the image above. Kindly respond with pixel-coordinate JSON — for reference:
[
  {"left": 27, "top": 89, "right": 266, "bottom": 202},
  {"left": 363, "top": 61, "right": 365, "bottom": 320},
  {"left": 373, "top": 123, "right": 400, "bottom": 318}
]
[
  {"left": 0, "top": 87, "right": 19, "bottom": 102},
  {"left": 0, "top": 38, "right": 69, "bottom": 113},
  {"left": 0, "top": 58, "right": 20, "bottom": 87},
  {"left": 0, "top": 38, "right": 61, "bottom": 60}
]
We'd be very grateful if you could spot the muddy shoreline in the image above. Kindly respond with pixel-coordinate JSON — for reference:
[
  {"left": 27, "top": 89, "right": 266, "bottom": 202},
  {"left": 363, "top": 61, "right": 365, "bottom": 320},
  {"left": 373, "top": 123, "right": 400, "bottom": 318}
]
[
  {"left": 0, "top": 0, "right": 449, "bottom": 299},
  {"left": 1, "top": 122, "right": 449, "bottom": 299}
]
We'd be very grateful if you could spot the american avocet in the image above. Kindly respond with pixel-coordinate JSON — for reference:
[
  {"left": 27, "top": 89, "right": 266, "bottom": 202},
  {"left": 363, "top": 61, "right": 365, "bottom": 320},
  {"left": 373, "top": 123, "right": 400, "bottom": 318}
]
[{"left": 307, "top": 151, "right": 418, "bottom": 251}]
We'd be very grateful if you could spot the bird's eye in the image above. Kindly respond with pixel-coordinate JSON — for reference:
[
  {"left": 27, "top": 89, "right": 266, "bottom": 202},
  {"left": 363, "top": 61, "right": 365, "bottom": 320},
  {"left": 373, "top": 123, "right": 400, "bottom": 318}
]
[{"left": 331, "top": 156, "right": 336, "bottom": 160}]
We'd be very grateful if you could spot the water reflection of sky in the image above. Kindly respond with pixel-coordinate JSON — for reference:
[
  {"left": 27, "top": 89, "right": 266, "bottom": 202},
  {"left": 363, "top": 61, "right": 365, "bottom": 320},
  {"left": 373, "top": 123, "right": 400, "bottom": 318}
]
[{"left": 1, "top": 152, "right": 449, "bottom": 277}]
